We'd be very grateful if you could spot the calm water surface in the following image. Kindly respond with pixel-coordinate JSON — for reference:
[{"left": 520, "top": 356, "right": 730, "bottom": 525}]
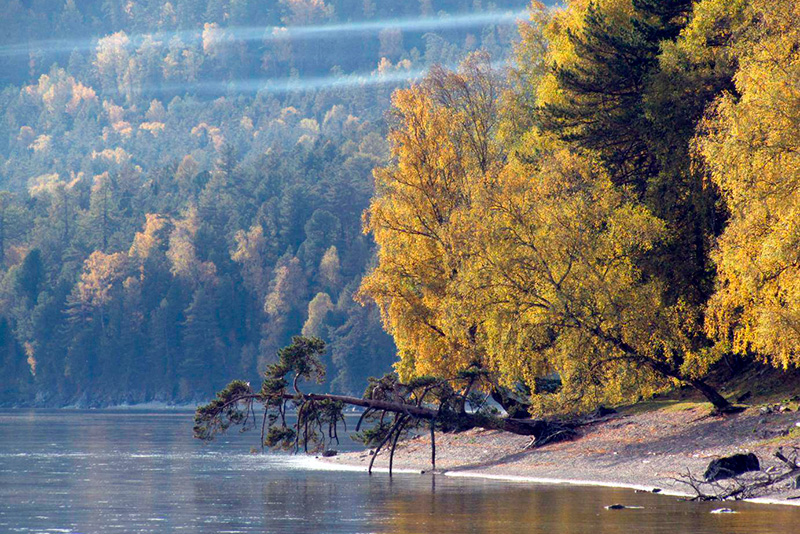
[{"left": 1, "top": 410, "right": 799, "bottom": 533}]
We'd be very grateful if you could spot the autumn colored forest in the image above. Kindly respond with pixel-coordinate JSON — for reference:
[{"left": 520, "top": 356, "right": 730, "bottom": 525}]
[
  {"left": 2, "top": 0, "right": 799, "bottom": 414},
  {"left": 0, "top": 0, "right": 524, "bottom": 406},
  {"left": 361, "top": 0, "right": 800, "bottom": 416}
]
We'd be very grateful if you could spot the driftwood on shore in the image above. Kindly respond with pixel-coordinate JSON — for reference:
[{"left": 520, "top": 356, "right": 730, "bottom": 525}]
[{"left": 675, "top": 448, "right": 800, "bottom": 501}]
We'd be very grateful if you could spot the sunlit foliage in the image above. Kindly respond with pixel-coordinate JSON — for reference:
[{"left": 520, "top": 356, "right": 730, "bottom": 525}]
[
  {"left": 360, "top": 0, "right": 800, "bottom": 413},
  {"left": 360, "top": 52, "right": 508, "bottom": 380},
  {"left": 701, "top": 0, "right": 800, "bottom": 368}
]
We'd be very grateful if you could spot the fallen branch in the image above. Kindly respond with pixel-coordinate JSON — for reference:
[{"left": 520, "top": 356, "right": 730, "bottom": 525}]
[{"left": 675, "top": 448, "right": 800, "bottom": 501}]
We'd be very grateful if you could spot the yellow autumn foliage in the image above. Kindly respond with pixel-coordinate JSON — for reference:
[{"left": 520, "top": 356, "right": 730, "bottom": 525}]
[
  {"left": 701, "top": 0, "right": 800, "bottom": 367},
  {"left": 359, "top": 53, "right": 507, "bottom": 381}
]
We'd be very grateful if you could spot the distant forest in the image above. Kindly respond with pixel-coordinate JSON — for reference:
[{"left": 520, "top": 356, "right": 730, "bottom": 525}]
[{"left": 0, "top": 0, "right": 529, "bottom": 406}]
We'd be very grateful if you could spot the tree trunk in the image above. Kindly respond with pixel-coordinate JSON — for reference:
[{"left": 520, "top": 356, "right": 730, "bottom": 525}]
[
  {"left": 688, "top": 378, "right": 737, "bottom": 413},
  {"left": 490, "top": 386, "right": 531, "bottom": 419},
  {"left": 287, "top": 392, "right": 568, "bottom": 439},
  {"left": 592, "top": 327, "right": 735, "bottom": 413}
]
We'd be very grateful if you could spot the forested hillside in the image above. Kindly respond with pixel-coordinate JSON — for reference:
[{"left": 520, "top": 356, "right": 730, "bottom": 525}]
[
  {"left": 194, "top": 0, "right": 800, "bottom": 472},
  {"left": 0, "top": 0, "right": 528, "bottom": 406},
  {"left": 5, "top": 0, "right": 798, "bottom": 414}
]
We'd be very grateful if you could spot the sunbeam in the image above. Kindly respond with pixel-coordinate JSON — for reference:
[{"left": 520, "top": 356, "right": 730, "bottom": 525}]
[
  {"left": 0, "top": 8, "right": 529, "bottom": 59},
  {"left": 128, "top": 61, "right": 482, "bottom": 97}
]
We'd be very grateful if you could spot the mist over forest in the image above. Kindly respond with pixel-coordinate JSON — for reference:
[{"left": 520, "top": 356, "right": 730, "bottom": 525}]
[{"left": 0, "top": 0, "right": 530, "bottom": 407}]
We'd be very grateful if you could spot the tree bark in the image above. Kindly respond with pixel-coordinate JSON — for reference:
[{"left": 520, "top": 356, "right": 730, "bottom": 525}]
[
  {"left": 302, "top": 392, "right": 554, "bottom": 435},
  {"left": 644, "top": 359, "right": 734, "bottom": 413},
  {"left": 490, "top": 387, "right": 531, "bottom": 419},
  {"left": 590, "top": 326, "right": 735, "bottom": 413},
  {"left": 430, "top": 421, "right": 436, "bottom": 471},
  {"left": 247, "top": 391, "right": 567, "bottom": 440},
  {"left": 687, "top": 378, "right": 739, "bottom": 413}
]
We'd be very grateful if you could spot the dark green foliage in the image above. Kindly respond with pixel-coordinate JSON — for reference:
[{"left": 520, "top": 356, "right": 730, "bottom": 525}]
[
  {"left": 264, "top": 425, "right": 296, "bottom": 450},
  {"left": 538, "top": 1, "right": 662, "bottom": 188},
  {"left": 0, "top": 192, "right": 29, "bottom": 266},
  {"left": 193, "top": 379, "right": 255, "bottom": 441},
  {"left": 0, "top": 317, "right": 29, "bottom": 403},
  {"left": 538, "top": 0, "right": 693, "bottom": 191},
  {"left": 196, "top": 338, "right": 574, "bottom": 474},
  {"left": 632, "top": 0, "right": 693, "bottom": 42},
  {"left": 271, "top": 335, "right": 327, "bottom": 392},
  {"left": 633, "top": 0, "right": 736, "bottom": 309},
  {"left": 328, "top": 292, "right": 396, "bottom": 393},
  {"left": 354, "top": 420, "right": 393, "bottom": 448},
  {"left": 536, "top": 0, "right": 737, "bottom": 328},
  {"left": 15, "top": 249, "right": 45, "bottom": 304},
  {"left": 195, "top": 337, "right": 345, "bottom": 453},
  {"left": 195, "top": 341, "right": 500, "bottom": 450}
]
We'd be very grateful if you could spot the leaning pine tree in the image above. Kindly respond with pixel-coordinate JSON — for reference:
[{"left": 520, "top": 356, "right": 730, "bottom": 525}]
[{"left": 193, "top": 336, "right": 576, "bottom": 474}]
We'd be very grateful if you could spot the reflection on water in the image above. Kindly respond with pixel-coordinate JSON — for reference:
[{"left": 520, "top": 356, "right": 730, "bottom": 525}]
[{"left": 0, "top": 410, "right": 798, "bottom": 533}]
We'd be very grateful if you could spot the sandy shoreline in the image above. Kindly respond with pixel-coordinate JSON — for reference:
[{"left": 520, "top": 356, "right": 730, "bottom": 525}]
[{"left": 319, "top": 403, "right": 800, "bottom": 506}]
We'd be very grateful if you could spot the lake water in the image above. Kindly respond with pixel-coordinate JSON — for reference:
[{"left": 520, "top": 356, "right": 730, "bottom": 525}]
[{"left": 1, "top": 410, "right": 799, "bottom": 533}]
